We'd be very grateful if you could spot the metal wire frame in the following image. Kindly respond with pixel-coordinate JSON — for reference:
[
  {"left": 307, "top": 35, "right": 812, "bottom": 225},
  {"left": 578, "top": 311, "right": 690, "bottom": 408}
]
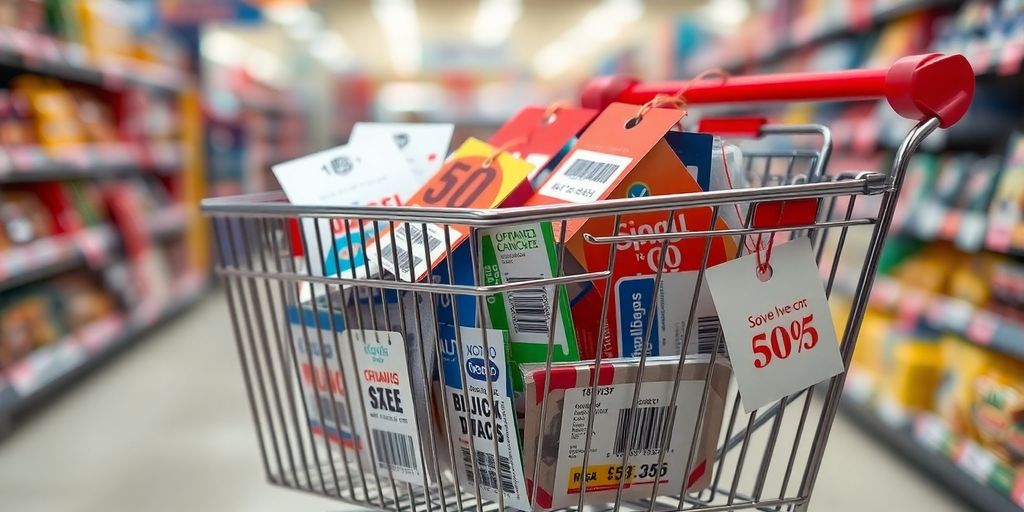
[{"left": 202, "top": 119, "right": 939, "bottom": 512}]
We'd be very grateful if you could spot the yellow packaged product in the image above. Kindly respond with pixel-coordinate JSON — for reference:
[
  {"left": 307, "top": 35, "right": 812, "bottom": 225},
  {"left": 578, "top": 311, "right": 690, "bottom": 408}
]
[
  {"left": 972, "top": 356, "right": 1024, "bottom": 466},
  {"left": 935, "top": 336, "right": 993, "bottom": 438},
  {"left": 885, "top": 340, "right": 942, "bottom": 411}
]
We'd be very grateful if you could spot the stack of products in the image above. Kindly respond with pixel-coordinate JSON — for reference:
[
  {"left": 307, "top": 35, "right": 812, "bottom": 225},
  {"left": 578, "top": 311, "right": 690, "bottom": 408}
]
[{"left": 262, "top": 98, "right": 844, "bottom": 510}]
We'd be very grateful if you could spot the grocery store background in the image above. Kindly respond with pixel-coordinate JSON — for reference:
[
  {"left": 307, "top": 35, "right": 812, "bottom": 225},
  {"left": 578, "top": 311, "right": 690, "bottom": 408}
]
[{"left": 0, "top": 0, "right": 1022, "bottom": 511}]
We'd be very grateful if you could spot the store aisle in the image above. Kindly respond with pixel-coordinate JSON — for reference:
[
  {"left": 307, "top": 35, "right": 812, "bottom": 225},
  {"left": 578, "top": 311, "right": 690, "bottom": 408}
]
[{"left": 0, "top": 291, "right": 965, "bottom": 512}]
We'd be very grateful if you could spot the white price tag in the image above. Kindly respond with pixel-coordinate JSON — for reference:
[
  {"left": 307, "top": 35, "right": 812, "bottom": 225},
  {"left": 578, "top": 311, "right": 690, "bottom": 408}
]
[
  {"left": 349, "top": 122, "right": 454, "bottom": 178},
  {"left": 442, "top": 327, "right": 530, "bottom": 511},
  {"left": 273, "top": 142, "right": 422, "bottom": 288},
  {"left": 706, "top": 237, "right": 844, "bottom": 412},
  {"left": 352, "top": 329, "right": 426, "bottom": 485},
  {"left": 536, "top": 149, "right": 632, "bottom": 203}
]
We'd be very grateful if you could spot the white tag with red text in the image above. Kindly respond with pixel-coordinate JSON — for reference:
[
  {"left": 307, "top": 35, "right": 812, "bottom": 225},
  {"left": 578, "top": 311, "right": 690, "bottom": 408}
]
[
  {"left": 705, "top": 237, "right": 843, "bottom": 412},
  {"left": 353, "top": 329, "right": 426, "bottom": 485}
]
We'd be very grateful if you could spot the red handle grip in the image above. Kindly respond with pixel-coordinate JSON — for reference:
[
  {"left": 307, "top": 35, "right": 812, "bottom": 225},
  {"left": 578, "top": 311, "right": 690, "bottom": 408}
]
[{"left": 580, "top": 54, "right": 975, "bottom": 129}]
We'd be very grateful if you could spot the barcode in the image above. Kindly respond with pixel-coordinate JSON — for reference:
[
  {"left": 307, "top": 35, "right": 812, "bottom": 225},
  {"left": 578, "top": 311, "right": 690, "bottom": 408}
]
[
  {"left": 612, "top": 405, "right": 677, "bottom": 456},
  {"left": 696, "top": 316, "right": 726, "bottom": 355},
  {"left": 317, "top": 395, "right": 351, "bottom": 428},
  {"left": 392, "top": 225, "right": 443, "bottom": 275},
  {"left": 461, "top": 447, "right": 517, "bottom": 494},
  {"left": 371, "top": 429, "right": 418, "bottom": 471},
  {"left": 563, "top": 158, "right": 621, "bottom": 184},
  {"left": 506, "top": 276, "right": 550, "bottom": 335}
]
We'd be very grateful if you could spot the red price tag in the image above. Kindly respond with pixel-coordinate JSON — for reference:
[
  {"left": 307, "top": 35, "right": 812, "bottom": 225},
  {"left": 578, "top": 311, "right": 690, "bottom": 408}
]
[{"left": 897, "top": 291, "right": 927, "bottom": 327}]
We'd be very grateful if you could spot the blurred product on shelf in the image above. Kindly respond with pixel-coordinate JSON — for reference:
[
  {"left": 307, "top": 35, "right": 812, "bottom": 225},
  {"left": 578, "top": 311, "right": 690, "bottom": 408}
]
[{"left": 0, "top": 0, "right": 207, "bottom": 429}]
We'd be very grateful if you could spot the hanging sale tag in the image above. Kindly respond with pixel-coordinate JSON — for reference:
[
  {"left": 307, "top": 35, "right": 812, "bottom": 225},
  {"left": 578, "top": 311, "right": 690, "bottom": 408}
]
[
  {"left": 349, "top": 122, "right": 454, "bottom": 179},
  {"left": 705, "top": 237, "right": 844, "bottom": 412}
]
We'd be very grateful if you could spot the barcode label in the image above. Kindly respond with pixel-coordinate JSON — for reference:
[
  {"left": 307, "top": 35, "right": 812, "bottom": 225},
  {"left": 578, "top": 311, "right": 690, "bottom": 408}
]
[
  {"left": 696, "top": 316, "right": 726, "bottom": 356},
  {"left": 372, "top": 429, "right": 418, "bottom": 471},
  {"left": 612, "top": 405, "right": 677, "bottom": 456},
  {"left": 539, "top": 149, "right": 632, "bottom": 203},
  {"left": 505, "top": 276, "right": 550, "bottom": 335},
  {"left": 378, "top": 223, "right": 452, "bottom": 280},
  {"left": 461, "top": 447, "right": 518, "bottom": 494},
  {"left": 563, "top": 158, "right": 619, "bottom": 183}
]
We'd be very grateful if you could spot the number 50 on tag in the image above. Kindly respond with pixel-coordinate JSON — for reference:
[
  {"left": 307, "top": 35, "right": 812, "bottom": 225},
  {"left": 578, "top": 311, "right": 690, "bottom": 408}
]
[{"left": 706, "top": 238, "right": 844, "bottom": 412}]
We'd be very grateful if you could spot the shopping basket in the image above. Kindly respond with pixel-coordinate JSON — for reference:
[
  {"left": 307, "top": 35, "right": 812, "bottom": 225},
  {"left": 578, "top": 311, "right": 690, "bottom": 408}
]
[{"left": 200, "top": 53, "right": 975, "bottom": 512}]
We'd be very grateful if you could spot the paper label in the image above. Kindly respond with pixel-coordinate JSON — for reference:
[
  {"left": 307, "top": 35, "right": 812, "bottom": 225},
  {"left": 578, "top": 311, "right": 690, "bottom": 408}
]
[
  {"left": 481, "top": 222, "right": 579, "bottom": 390},
  {"left": 441, "top": 327, "right": 530, "bottom": 510},
  {"left": 287, "top": 307, "right": 367, "bottom": 456},
  {"left": 706, "top": 237, "right": 844, "bottom": 412},
  {"left": 273, "top": 142, "right": 420, "bottom": 284},
  {"left": 349, "top": 122, "right": 454, "bottom": 178},
  {"left": 614, "top": 272, "right": 721, "bottom": 357},
  {"left": 353, "top": 329, "right": 426, "bottom": 484},
  {"left": 553, "top": 380, "right": 703, "bottom": 505},
  {"left": 537, "top": 149, "right": 632, "bottom": 203},
  {"left": 371, "top": 138, "right": 533, "bottom": 282}
]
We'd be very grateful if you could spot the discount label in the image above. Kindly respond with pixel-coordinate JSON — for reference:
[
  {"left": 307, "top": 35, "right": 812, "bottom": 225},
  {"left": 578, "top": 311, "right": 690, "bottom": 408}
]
[{"left": 706, "top": 238, "right": 844, "bottom": 412}]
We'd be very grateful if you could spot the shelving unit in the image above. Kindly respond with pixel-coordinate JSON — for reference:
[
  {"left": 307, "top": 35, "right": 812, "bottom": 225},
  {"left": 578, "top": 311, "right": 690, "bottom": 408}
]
[
  {"left": 0, "top": 15, "right": 209, "bottom": 430},
  {"left": 840, "top": 381, "right": 1024, "bottom": 512},
  {"left": 676, "top": 0, "right": 1024, "bottom": 508}
]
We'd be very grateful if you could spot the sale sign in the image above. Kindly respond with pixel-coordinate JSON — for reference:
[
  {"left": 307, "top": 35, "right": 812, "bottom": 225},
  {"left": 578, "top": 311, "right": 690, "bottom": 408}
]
[
  {"left": 705, "top": 237, "right": 844, "bottom": 412},
  {"left": 369, "top": 137, "right": 533, "bottom": 282}
]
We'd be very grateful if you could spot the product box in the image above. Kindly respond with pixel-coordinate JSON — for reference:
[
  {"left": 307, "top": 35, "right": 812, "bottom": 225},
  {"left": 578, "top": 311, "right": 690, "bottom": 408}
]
[
  {"left": 987, "top": 133, "right": 1024, "bottom": 252},
  {"left": 480, "top": 221, "right": 580, "bottom": 392},
  {"left": 521, "top": 355, "right": 732, "bottom": 510},
  {"left": 439, "top": 326, "right": 531, "bottom": 510},
  {"left": 286, "top": 289, "right": 440, "bottom": 483},
  {"left": 523, "top": 104, "right": 737, "bottom": 359}
]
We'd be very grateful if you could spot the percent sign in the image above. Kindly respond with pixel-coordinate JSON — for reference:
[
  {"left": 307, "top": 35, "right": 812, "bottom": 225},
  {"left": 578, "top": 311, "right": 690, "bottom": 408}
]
[{"left": 751, "top": 314, "right": 820, "bottom": 369}]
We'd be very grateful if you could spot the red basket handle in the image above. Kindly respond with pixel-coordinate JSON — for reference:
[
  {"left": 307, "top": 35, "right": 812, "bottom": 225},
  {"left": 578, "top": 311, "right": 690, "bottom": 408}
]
[{"left": 580, "top": 54, "right": 975, "bottom": 129}]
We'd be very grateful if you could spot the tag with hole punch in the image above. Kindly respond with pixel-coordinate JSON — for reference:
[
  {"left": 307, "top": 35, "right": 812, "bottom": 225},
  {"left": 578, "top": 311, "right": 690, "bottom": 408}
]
[
  {"left": 353, "top": 329, "right": 427, "bottom": 485},
  {"left": 705, "top": 237, "right": 844, "bottom": 412}
]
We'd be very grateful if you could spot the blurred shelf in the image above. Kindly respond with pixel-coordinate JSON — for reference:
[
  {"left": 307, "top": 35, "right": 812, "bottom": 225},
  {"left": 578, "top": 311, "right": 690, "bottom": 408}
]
[
  {"left": 0, "top": 142, "right": 183, "bottom": 183},
  {"left": 0, "top": 224, "right": 118, "bottom": 293},
  {"left": 0, "top": 272, "right": 208, "bottom": 433},
  {"left": 709, "top": 0, "right": 964, "bottom": 74},
  {"left": 0, "top": 28, "right": 190, "bottom": 94},
  {"left": 148, "top": 205, "right": 190, "bottom": 242},
  {"left": 840, "top": 376, "right": 1024, "bottom": 512},
  {"left": 836, "top": 274, "right": 1024, "bottom": 361}
]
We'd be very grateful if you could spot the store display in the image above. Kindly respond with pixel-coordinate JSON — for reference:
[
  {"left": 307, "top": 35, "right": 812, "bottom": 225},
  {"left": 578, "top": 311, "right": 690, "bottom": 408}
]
[{"left": 0, "top": 0, "right": 207, "bottom": 431}]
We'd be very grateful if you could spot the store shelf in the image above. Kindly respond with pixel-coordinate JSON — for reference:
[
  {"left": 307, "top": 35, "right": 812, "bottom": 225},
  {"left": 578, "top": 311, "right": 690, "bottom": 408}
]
[
  {"left": 0, "top": 272, "right": 208, "bottom": 433},
  {"left": 840, "top": 380, "right": 1024, "bottom": 512},
  {"left": 892, "top": 201, "right": 998, "bottom": 254},
  {"left": 0, "top": 142, "right": 183, "bottom": 183},
  {"left": 0, "top": 224, "right": 119, "bottom": 293},
  {"left": 0, "top": 28, "right": 189, "bottom": 94},
  {"left": 708, "top": 0, "right": 964, "bottom": 74},
  {"left": 148, "top": 205, "right": 190, "bottom": 241},
  {"left": 836, "top": 274, "right": 1024, "bottom": 361}
]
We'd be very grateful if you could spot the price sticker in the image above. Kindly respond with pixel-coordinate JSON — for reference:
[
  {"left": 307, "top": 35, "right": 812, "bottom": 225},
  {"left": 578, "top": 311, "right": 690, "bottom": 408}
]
[
  {"left": 706, "top": 237, "right": 844, "bottom": 412},
  {"left": 352, "top": 329, "right": 426, "bottom": 485}
]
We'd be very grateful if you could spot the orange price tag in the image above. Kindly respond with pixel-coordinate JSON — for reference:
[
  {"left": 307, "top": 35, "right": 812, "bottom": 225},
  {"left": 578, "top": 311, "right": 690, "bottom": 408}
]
[{"left": 370, "top": 138, "right": 533, "bottom": 281}]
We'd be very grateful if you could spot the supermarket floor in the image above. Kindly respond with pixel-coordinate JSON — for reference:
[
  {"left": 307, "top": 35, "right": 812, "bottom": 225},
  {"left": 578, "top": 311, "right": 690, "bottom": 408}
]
[{"left": 0, "top": 291, "right": 966, "bottom": 512}]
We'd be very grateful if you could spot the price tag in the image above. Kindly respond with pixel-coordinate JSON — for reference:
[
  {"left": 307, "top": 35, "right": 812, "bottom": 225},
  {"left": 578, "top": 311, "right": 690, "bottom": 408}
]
[
  {"left": 441, "top": 327, "right": 530, "bottom": 510},
  {"left": 958, "top": 441, "right": 995, "bottom": 483},
  {"left": 370, "top": 138, "right": 533, "bottom": 282},
  {"left": 706, "top": 237, "right": 844, "bottom": 412},
  {"left": 914, "top": 415, "right": 948, "bottom": 452},
  {"left": 349, "top": 122, "right": 454, "bottom": 179},
  {"left": 966, "top": 313, "right": 999, "bottom": 346},
  {"left": 352, "top": 329, "right": 426, "bottom": 485}
]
